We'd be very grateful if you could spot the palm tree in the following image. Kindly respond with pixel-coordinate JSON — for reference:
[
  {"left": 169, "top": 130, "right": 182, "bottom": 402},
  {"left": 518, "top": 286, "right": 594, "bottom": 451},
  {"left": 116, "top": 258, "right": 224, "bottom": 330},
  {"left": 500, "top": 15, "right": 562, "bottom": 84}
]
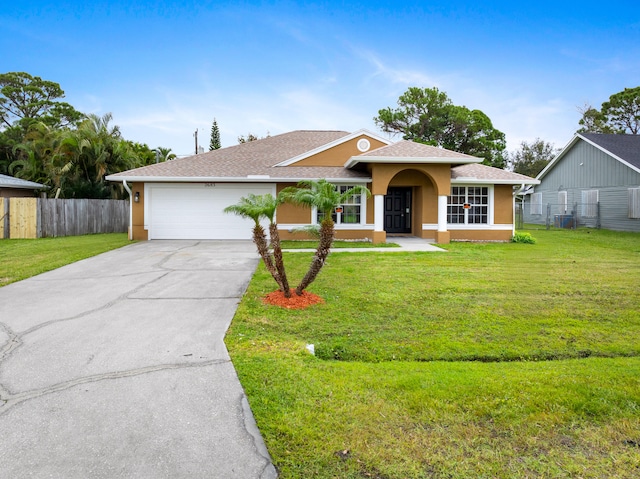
[
  {"left": 281, "top": 179, "right": 370, "bottom": 295},
  {"left": 224, "top": 194, "right": 291, "bottom": 297}
]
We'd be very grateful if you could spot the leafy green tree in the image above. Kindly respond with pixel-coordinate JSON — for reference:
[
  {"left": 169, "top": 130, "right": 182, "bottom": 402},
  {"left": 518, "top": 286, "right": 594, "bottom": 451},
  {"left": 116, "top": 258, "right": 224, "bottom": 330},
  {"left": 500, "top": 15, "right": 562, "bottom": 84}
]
[
  {"left": 281, "top": 180, "right": 370, "bottom": 295},
  {"left": 0, "top": 72, "right": 84, "bottom": 131},
  {"left": 155, "top": 146, "right": 176, "bottom": 162},
  {"left": 210, "top": 118, "right": 221, "bottom": 150},
  {"left": 375, "top": 87, "right": 507, "bottom": 168},
  {"left": 578, "top": 87, "right": 640, "bottom": 134},
  {"left": 53, "top": 113, "right": 136, "bottom": 198},
  {"left": 9, "top": 122, "right": 61, "bottom": 187},
  {"left": 237, "top": 133, "right": 259, "bottom": 144},
  {"left": 224, "top": 194, "right": 290, "bottom": 297},
  {"left": 506, "top": 139, "right": 558, "bottom": 177},
  {"left": 127, "top": 142, "right": 156, "bottom": 166}
]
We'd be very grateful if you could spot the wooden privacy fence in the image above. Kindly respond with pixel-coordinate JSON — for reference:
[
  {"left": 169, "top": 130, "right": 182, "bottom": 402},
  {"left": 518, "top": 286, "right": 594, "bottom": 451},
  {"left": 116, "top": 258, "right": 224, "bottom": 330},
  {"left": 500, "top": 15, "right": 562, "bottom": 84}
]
[{"left": 0, "top": 198, "right": 129, "bottom": 239}]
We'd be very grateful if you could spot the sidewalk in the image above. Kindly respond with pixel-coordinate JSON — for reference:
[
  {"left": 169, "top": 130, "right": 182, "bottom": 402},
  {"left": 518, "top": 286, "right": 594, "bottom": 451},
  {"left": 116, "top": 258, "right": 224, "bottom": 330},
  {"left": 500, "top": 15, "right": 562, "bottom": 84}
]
[{"left": 284, "top": 236, "right": 446, "bottom": 253}]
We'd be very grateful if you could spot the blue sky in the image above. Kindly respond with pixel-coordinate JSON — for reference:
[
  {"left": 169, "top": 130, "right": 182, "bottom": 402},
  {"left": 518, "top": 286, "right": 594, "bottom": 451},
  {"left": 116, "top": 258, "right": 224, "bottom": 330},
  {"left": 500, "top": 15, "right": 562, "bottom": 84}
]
[{"left": 2, "top": 1, "right": 639, "bottom": 157}]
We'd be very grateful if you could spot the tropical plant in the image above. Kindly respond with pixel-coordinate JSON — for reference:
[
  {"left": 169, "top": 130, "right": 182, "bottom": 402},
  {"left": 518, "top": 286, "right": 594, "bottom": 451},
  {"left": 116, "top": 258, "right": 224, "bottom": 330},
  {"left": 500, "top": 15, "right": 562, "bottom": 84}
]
[
  {"left": 52, "top": 113, "right": 136, "bottom": 198},
  {"left": 224, "top": 193, "right": 291, "bottom": 297},
  {"left": 9, "top": 122, "right": 60, "bottom": 187},
  {"left": 281, "top": 179, "right": 371, "bottom": 295},
  {"left": 154, "top": 146, "right": 176, "bottom": 162}
]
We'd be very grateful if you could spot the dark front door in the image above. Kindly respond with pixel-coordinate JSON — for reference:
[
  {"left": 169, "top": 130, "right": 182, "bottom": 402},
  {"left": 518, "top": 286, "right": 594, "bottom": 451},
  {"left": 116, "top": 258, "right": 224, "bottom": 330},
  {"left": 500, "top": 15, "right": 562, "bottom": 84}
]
[{"left": 384, "top": 187, "right": 412, "bottom": 233}]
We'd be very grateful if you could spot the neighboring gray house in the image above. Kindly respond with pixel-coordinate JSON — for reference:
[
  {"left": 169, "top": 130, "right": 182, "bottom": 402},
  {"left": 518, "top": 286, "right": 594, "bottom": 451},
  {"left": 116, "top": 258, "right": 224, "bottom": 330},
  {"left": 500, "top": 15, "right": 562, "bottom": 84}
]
[
  {"left": 522, "top": 133, "right": 640, "bottom": 232},
  {"left": 0, "top": 174, "right": 46, "bottom": 198}
]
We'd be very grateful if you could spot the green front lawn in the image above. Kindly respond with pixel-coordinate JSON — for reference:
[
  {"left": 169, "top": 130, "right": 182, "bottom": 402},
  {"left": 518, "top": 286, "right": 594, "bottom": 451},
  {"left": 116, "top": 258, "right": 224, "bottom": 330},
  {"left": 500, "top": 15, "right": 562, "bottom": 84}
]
[
  {"left": 0, "top": 234, "right": 131, "bottom": 287},
  {"left": 227, "top": 228, "right": 640, "bottom": 478}
]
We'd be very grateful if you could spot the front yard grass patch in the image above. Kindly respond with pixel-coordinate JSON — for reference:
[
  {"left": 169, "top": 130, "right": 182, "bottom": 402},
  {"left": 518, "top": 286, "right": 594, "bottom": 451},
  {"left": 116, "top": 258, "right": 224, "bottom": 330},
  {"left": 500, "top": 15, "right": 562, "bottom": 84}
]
[
  {"left": 0, "top": 233, "right": 130, "bottom": 287},
  {"left": 226, "top": 228, "right": 640, "bottom": 478}
]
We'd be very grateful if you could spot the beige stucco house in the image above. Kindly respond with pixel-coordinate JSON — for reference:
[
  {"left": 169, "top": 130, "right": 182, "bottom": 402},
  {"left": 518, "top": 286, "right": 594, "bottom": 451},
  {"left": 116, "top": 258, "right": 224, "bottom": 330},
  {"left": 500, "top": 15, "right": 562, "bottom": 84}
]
[{"left": 106, "top": 129, "right": 538, "bottom": 243}]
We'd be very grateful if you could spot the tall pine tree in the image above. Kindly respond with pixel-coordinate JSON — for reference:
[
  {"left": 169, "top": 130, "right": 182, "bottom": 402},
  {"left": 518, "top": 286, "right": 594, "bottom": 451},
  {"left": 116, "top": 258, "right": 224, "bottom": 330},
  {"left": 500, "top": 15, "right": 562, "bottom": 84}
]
[{"left": 209, "top": 118, "right": 221, "bottom": 150}]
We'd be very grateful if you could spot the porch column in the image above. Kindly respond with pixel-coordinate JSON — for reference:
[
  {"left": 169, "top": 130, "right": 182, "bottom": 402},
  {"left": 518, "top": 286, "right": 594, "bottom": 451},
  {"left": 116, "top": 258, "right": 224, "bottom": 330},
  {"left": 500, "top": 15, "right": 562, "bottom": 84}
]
[
  {"left": 436, "top": 195, "right": 450, "bottom": 244},
  {"left": 372, "top": 194, "right": 386, "bottom": 244}
]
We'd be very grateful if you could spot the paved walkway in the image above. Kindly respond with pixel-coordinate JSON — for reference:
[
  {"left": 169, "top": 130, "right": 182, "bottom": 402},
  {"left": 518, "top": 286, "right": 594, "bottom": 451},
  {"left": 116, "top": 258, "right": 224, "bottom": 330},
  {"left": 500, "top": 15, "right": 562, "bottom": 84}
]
[
  {"left": 285, "top": 236, "right": 447, "bottom": 253},
  {"left": 0, "top": 241, "right": 277, "bottom": 479}
]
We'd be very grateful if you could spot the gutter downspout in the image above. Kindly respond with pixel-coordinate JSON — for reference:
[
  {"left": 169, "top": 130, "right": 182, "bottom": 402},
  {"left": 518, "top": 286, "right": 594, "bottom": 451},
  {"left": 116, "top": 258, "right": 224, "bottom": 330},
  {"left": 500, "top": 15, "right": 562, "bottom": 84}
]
[{"left": 123, "top": 180, "right": 133, "bottom": 240}]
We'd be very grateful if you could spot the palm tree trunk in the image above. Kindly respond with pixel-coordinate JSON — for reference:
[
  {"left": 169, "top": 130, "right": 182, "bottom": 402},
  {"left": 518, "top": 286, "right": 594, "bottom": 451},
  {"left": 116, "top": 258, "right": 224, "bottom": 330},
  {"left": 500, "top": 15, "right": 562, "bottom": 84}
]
[
  {"left": 269, "top": 223, "right": 291, "bottom": 298},
  {"left": 295, "top": 218, "right": 334, "bottom": 295},
  {"left": 253, "top": 225, "right": 283, "bottom": 291}
]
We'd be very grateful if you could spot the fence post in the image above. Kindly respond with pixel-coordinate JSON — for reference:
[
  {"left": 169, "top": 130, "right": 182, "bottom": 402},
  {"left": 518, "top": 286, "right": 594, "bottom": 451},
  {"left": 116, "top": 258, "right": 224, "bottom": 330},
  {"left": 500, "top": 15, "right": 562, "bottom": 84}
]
[
  {"left": 596, "top": 201, "right": 601, "bottom": 229},
  {"left": 1, "top": 198, "right": 9, "bottom": 239},
  {"left": 546, "top": 203, "right": 551, "bottom": 230},
  {"left": 572, "top": 202, "right": 578, "bottom": 229}
]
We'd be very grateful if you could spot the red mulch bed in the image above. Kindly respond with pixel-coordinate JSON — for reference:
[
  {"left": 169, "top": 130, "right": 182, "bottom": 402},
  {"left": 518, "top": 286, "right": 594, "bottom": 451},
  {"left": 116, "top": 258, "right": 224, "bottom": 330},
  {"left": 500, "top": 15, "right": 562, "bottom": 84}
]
[{"left": 262, "top": 290, "right": 325, "bottom": 309}]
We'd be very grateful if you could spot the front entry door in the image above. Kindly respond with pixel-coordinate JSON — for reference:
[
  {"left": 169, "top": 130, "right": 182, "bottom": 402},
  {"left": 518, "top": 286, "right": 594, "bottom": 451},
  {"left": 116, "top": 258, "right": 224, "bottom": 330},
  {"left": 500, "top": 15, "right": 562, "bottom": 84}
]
[{"left": 384, "top": 187, "right": 412, "bottom": 233}]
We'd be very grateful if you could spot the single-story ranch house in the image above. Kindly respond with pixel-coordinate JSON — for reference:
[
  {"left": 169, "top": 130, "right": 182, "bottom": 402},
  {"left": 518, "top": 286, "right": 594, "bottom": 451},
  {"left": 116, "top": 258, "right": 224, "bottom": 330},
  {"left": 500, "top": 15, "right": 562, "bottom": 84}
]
[
  {"left": 106, "top": 129, "right": 539, "bottom": 244},
  {"left": 0, "top": 174, "right": 46, "bottom": 197}
]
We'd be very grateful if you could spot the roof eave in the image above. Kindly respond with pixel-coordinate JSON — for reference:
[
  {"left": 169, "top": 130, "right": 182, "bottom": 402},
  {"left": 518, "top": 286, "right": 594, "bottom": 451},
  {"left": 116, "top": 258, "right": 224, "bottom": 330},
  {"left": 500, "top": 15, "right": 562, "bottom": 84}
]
[
  {"left": 0, "top": 184, "right": 48, "bottom": 190},
  {"left": 345, "top": 156, "right": 483, "bottom": 168},
  {"left": 451, "top": 178, "right": 540, "bottom": 185},
  {"left": 106, "top": 175, "right": 372, "bottom": 184}
]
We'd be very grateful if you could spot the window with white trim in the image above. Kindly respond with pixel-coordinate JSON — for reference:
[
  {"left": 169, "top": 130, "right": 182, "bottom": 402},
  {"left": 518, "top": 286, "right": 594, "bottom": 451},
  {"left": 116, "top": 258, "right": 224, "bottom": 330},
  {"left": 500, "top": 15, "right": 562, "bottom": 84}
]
[
  {"left": 447, "top": 186, "right": 488, "bottom": 224},
  {"left": 531, "top": 192, "right": 543, "bottom": 215},
  {"left": 316, "top": 185, "right": 363, "bottom": 225},
  {"left": 558, "top": 191, "right": 567, "bottom": 214},
  {"left": 581, "top": 190, "right": 599, "bottom": 218},
  {"left": 629, "top": 187, "right": 640, "bottom": 219}
]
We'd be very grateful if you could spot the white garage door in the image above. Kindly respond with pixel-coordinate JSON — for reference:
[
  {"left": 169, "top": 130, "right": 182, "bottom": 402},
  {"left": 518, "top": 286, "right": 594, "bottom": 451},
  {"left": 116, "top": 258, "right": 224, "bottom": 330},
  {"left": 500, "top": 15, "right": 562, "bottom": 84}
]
[{"left": 147, "top": 183, "right": 275, "bottom": 240}]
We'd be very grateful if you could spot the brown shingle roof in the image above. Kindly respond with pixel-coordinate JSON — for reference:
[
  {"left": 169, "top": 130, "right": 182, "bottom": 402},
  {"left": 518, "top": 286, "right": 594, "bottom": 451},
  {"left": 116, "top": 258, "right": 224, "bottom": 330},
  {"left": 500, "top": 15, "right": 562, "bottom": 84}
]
[
  {"left": 359, "top": 140, "right": 480, "bottom": 160},
  {"left": 107, "top": 130, "right": 537, "bottom": 185},
  {"left": 109, "top": 130, "right": 364, "bottom": 180},
  {"left": 452, "top": 164, "right": 538, "bottom": 184}
]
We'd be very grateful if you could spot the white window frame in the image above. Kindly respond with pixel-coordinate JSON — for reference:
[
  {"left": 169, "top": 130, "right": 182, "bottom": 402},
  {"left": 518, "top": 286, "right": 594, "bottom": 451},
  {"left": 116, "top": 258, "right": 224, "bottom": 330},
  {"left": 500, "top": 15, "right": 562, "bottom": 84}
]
[
  {"left": 629, "top": 187, "right": 640, "bottom": 219},
  {"left": 447, "top": 186, "right": 490, "bottom": 225},
  {"left": 581, "top": 190, "right": 599, "bottom": 218},
  {"left": 314, "top": 184, "right": 367, "bottom": 227},
  {"left": 531, "top": 192, "right": 543, "bottom": 215},
  {"left": 558, "top": 191, "right": 568, "bottom": 214}
]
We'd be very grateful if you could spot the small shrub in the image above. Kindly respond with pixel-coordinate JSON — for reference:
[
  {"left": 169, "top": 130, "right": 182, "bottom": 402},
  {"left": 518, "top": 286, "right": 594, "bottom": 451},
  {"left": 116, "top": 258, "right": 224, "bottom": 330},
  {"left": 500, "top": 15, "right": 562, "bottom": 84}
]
[{"left": 512, "top": 232, "right": 536, "bottom": 244}]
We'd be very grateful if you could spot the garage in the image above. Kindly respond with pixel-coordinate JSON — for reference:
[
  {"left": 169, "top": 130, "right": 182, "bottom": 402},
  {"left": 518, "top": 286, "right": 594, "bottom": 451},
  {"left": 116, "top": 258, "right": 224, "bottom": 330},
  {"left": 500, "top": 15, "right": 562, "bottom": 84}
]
[{"left": 145, "top": 183, "right": 275, "bottom": 240}]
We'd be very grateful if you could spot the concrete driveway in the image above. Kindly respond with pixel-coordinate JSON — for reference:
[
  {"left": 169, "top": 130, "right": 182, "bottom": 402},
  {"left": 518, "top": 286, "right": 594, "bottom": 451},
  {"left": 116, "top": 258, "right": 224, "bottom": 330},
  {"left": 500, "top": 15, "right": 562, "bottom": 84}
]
[{"left": 0, "top": 241, "right": 277, "bottom": 478}]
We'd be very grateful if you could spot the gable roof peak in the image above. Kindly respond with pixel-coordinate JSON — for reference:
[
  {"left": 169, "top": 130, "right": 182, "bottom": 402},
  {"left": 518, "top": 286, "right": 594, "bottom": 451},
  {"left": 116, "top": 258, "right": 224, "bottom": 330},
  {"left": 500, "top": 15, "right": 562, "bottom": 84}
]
[{"left": 538, "top": 132, "right": 640, "bottom": 180}]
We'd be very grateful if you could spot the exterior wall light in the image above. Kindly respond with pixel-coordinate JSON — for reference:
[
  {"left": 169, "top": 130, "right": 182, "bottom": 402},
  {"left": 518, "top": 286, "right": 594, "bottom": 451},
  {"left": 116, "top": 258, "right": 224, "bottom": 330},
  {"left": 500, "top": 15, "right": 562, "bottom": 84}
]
[{"left": 134, "top": 192, "right": 140, "bottom": 203}]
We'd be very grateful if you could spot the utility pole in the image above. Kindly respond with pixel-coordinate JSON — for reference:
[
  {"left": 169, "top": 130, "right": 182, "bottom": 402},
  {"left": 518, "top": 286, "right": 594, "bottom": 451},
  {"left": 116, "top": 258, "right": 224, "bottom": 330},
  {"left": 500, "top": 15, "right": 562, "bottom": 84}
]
[{"left": 194, "top": 129, "right": 198, "bottom": 155}]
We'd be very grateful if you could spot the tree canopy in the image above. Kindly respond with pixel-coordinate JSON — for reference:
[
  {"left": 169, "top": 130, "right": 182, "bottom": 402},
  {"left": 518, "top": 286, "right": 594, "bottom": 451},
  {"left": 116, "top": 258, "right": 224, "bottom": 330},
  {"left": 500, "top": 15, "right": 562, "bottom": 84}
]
[
  {"left": 1, "top": 71, "right": 175, "bottom": 198},
  {"left": 578, "top": 86, "right": 640, "bottom": 135},
  {"left": 374, "top": 87, "right": 507, "bottom": 168},
  {"left": 506, "top": 138, "right": 558, "bottom": 178},
  {"left": 0, "top": 72, "right": 84, "bottom": 131}
]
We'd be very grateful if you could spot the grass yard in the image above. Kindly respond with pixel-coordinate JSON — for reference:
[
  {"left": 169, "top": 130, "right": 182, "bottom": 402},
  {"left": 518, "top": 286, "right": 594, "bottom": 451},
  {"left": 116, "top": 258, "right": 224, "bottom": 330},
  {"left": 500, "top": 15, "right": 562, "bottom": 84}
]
[
  {"left": 0, "top": 233, "right": 130, "bottom": 287},
  {"left": 226, "top": 228, "right": 640, "bottom": 478}
]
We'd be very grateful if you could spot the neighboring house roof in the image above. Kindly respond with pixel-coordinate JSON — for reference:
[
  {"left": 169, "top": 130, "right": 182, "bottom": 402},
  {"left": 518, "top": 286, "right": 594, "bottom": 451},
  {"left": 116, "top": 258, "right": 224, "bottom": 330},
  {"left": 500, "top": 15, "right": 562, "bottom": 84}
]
[
  {"left": 0, "top": 174, "right": 46, "bottom": 190},
  {"left": 538, "top": 133, "right": 640, "bottom": 180},
  {"left": 107, "top": 129, "right": 538, "bottom": 185}
]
